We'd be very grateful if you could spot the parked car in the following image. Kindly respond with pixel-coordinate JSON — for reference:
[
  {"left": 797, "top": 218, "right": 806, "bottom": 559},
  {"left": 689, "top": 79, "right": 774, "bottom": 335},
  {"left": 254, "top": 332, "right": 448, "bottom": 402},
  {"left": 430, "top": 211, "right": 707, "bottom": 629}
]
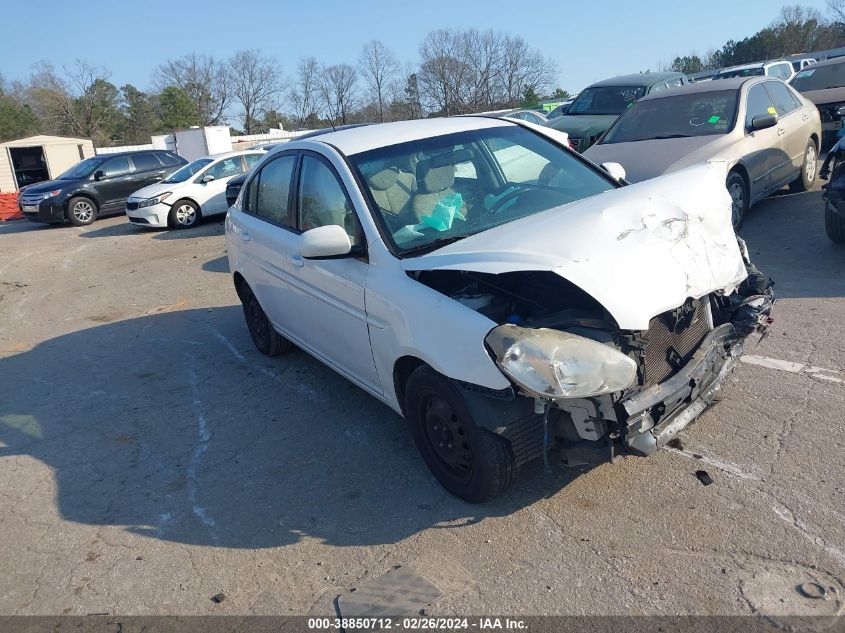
[
  {"left": 18, "top": 150, "right": 186, "bottom": 226},
  {"left": 790, "top": 57, "right": 845, "bottom": 148},
  {"left": 225, "top": 117, "right": 773, "bottom": 502},
  {"left": 712, "top": 60, "right": 795, "bottom": 82},
  {"left": 125, "top": 150, "right": 264, "bottom": 229},
  {"left": 819, "top": 136, "right": 845, "bottom": 242},
  {"left": 501, "top": 109, "right": 549, "bottom": 125},
  {"left": 224, "top": 125, "right": 372, "bottom": 209},
  {"left": 546, "top": 96, "right": 577, "bottom": 119},
  {"left": 583, "top": 77, "right": 821, "bottom": 228},
  {"left": 790, "top": 57, "right": 817, "bottom": 73},
  {"left": 545, "top": 72, "right": 689, "bottom": 151}
]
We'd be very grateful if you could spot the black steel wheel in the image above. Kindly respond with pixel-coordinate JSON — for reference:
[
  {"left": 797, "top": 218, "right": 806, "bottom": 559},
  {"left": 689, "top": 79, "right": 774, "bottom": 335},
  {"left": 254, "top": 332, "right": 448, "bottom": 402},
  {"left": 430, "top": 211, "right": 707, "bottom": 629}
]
[{"left": 240, "top": 284, "right": 291, "bottom": 356}]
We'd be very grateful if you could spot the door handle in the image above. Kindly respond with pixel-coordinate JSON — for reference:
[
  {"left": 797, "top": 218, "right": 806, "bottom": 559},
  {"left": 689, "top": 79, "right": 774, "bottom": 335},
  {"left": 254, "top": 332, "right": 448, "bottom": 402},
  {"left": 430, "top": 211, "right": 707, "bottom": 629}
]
[
  {"left": 802, "top": 113, "right": 809, "bottom": 121},
  {"left": 287, "top": 254, "right": 304, "bottom": 268},
  {"left": 240, "top": 231, "right": 251, "bottom": 242},
  {"left": 777, "top": 128, "right": 785, "bottom": 136}
]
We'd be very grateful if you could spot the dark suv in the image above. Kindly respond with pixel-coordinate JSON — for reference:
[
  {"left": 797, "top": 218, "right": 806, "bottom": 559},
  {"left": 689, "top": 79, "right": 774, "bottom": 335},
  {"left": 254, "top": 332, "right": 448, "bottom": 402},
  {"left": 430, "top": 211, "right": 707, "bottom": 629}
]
[{"left": 19, "top": 150, "right": 186, "bottom": 226}]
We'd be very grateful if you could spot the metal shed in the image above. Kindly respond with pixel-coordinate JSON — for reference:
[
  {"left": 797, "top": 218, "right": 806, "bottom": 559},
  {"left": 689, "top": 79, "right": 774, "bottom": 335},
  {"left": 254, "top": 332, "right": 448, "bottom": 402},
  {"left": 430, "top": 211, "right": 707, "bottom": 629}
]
[{"left": 0, "top": 135, "right": 95, "bottom": 193}]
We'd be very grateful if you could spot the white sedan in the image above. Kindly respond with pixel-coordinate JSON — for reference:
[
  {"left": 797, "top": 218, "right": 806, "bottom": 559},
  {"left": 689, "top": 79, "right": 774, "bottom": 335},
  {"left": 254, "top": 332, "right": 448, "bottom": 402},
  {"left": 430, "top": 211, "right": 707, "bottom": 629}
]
[
  {"left": 126, "top": 150, "right": 264, "bottom": 228},
  {"left": 225, "top": 117, "right": 774, "bottom": 502}
]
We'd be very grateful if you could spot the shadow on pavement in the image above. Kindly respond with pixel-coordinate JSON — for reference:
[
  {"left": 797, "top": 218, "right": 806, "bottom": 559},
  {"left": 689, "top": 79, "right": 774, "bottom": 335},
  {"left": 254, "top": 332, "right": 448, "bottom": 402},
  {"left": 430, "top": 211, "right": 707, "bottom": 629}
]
[{"left": 0, "top": 306, "right": 587, "bottom": 550}]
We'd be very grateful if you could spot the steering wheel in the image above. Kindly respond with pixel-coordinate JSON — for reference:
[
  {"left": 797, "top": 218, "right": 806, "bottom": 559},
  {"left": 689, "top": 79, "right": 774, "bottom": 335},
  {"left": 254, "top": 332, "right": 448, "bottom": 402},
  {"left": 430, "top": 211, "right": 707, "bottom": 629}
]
[{"left": 487, "top": 186, "right": 526, "bottom": 214}]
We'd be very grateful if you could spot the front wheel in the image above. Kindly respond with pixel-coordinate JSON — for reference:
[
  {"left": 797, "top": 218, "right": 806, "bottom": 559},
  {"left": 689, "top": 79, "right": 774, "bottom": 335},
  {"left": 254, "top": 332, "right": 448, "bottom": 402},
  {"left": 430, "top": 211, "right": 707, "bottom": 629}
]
[
  {"left": 168, "top": 199, "right": 201, "bottom": 229},
  {"left": 826, "top": 201, "right": 845, "bottom": 243},
  {"left": 67, "top": 197, "right": 98, "bottom": 226},
  {"left": 405, "top": 366, "right": 516, "bottom": 502},
  {"left": 726, "top": 171, "right": 748, "bottom": 230},
  {"left": 789, "top": 139, "right": 818, "bottom": 193}
]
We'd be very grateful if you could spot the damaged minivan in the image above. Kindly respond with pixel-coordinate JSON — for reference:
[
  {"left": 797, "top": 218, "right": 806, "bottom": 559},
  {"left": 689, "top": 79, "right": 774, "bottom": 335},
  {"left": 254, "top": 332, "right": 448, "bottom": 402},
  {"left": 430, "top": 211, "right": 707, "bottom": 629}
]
[{"left": 225, "top": 117, "right": 774, "bottom": 502}]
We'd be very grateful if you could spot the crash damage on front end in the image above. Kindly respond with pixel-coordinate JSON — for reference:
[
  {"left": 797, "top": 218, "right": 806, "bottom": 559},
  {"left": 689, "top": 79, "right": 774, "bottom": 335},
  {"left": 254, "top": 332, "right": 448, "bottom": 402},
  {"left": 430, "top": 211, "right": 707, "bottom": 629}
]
[{"left": 404, "top": 162, "right": 774, "bottom": 468}]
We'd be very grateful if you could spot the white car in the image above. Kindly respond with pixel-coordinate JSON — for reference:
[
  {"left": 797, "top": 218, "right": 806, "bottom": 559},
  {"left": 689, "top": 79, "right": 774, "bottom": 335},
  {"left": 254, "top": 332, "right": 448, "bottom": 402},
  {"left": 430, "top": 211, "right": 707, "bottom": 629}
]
[
  {"left": 713, "top": 60, "right": 796, "bottom": 82},
  {"left": 225, "top": 117, "right": 774, "bottom": 502},
  {"left": 126, "top": 150, "right": 264, "bottom": 228}
]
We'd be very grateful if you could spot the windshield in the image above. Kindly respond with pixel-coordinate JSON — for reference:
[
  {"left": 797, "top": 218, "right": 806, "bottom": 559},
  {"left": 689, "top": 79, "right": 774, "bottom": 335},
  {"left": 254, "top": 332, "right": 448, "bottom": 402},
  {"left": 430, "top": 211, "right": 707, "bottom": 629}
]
[
  {"left": 57, "top": 157, "right": 103, "bottom": 180},
  {"left": 568, "top": 85, "right": 646, "bottom": 116},
  {"left": 163, "top": 158, "right": 213, "bottom": 183},
  {"left": 715, "top": 67, "right": 764, "bottom": 79},
  {"left": 601, "top": 90, "right": 738, "bottom": 143},
  {"left": 791, "top": 63, "right": 845, "bottom": 91},
  {"left": 351, "top": 126, "right": 615, "bottom": 256}
]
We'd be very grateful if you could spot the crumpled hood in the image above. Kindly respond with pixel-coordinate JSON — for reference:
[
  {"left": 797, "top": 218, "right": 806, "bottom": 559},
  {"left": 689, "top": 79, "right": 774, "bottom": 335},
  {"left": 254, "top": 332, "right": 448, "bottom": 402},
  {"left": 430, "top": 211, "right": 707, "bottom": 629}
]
[
  {"left": 550, "top": 114, "right": 618, "bottom": 139},
  {"left": 583, "top": 136, "right": 723, "bottom": 183},
  {"left": 402, "top": 162, "right": 747, "bottom": 331},
  {"left": 127, "top": 181, "right": 173, "bottom": 201},
  {"left": 801, "top": 86, "right": 845, "bottom": 106}
]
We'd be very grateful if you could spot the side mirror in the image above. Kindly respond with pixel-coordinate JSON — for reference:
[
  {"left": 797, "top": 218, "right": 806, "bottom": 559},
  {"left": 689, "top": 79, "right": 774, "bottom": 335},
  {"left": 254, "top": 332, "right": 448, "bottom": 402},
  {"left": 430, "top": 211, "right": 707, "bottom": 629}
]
[
  {"left": 93, "top": 170, "right": 104, "bottom": 181},
  {"left": 750, "top": 113, "right": 778, "bottom": 131},
  {"left": 300, "top": 224, "right": 352, "bottom": 259},
  {"left": 201, "top": 174, "right": 215, "bottom": 183},
  {"left": 601, "top": 162, "right": 627, "bottom": 182}
]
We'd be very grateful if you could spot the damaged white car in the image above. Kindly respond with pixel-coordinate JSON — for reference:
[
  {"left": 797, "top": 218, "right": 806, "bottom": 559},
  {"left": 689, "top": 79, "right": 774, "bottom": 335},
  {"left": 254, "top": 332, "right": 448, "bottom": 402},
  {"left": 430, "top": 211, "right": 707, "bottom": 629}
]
[{"left": 225, "top": 117, "right": 774, "bottom": 502}]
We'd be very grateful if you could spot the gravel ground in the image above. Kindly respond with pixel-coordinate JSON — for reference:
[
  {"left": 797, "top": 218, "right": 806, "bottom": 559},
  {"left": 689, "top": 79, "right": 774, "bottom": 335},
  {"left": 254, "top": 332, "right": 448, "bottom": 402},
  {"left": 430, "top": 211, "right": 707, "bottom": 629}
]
[{"left": 0, "top": 186, "right": 843, "bottom": 620}]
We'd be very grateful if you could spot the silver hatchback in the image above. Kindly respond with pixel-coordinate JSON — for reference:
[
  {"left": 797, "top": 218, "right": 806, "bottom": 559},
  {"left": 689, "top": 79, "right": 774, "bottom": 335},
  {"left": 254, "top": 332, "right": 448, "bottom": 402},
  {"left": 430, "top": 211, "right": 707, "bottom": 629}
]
[{"left": 584, "top": 77, "right": 822, "bottom": 227}]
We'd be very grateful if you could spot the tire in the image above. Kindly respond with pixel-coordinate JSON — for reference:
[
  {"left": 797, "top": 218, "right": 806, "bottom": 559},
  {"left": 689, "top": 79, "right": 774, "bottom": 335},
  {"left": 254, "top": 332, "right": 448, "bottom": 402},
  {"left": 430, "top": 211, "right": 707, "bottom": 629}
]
[
  {"left": 168, "top": 199, "right": 201, "bottom": 229},
  {"left": 826, "top": 201, "right": 845, "bottom": 243},
  {"left": 239, "top": 284, "right": 291, "bottom": 356},
  {"left": 789, "top": 139, "right": 818, "bottom": 193},
  {"left": 404, "top": 365, "right": 516, "bottom": 502},
  {"left": 66, "top": 196, "right": 98, "bottom": 226},
  {"left": 726, "top": 171, "right": 748, "bottom": 230}
]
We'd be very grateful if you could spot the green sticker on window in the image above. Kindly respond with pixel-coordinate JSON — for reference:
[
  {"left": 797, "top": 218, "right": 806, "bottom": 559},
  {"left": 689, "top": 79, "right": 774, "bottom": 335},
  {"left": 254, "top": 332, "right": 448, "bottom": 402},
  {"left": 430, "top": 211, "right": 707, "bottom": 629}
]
[{"left": 708, "top": 115, "right": 720, "bottom": 124}]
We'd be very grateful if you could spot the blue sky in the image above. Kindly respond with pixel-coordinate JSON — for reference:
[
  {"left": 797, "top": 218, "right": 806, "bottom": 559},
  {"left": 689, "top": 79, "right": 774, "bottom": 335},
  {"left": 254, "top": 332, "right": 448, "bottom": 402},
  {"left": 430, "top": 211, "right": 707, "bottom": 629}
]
[{"left": 0, "top": 0, "right": 832, "bottom": 96}]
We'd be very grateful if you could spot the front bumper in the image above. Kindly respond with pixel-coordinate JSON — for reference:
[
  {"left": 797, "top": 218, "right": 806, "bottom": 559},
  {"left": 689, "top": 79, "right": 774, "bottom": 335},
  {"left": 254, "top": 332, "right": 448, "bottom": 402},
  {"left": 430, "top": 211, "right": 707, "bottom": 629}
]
[
  {"left": 19, "top": 198, "right": 65, "bottom": 224},
  {"left": 620, "top": 323, "right": 740, "bottom": 456},
  {"left": 126, "top": 202, "right": 170, "bottom": 228}
]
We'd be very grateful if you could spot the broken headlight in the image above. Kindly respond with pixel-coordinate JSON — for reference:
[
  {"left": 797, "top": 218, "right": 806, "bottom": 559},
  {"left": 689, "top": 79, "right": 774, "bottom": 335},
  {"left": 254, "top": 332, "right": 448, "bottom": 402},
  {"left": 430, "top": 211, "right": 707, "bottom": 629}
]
[{"left": 485, "top": 324, "right": 637, "bottom": 399}]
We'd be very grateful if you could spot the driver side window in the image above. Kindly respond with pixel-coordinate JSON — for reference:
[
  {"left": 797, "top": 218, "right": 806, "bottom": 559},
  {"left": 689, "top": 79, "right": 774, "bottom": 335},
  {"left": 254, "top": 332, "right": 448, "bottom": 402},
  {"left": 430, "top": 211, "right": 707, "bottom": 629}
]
[{"left": 297, "top": 155, "right": 362, "bottom": 245}]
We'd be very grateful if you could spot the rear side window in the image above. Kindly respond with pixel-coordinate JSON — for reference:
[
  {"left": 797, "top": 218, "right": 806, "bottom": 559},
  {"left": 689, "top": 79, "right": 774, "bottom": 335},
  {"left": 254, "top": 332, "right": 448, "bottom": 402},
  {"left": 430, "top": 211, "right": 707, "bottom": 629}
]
[
  {"left": 247, "top": 154, "right": 296, "bottom": 227},
  {"left": 244, "top": 153, "right": 263, "bottom": 169},
  {"left": 764, "top": 81, "right": 798, "bottom": 115},
  {"left": 155, "top": 152, "right": 182, "bottom": 166},
  {"left": 745, "top": 84, "right": 774, "bottom": 127},
  {"left": 131, "top": 153, "right": 161, "bottom": 172}
]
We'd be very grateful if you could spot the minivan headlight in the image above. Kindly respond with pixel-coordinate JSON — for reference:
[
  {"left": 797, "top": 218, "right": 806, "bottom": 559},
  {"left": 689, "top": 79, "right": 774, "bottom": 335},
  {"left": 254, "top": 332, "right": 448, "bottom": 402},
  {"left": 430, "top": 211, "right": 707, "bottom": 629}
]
[{"left": 485, "top": 324, "right": 637, "bottom": 399}]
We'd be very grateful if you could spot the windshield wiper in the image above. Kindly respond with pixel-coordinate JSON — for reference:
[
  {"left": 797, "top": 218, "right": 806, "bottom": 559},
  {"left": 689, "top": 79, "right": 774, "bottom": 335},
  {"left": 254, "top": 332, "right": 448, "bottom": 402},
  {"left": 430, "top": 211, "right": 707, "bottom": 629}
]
[
  {"left": 651, "top": 134, "right": 694, "bottom": 139},
  {"left": 401, "top": 234, "right": 469, "bottom": 256}
]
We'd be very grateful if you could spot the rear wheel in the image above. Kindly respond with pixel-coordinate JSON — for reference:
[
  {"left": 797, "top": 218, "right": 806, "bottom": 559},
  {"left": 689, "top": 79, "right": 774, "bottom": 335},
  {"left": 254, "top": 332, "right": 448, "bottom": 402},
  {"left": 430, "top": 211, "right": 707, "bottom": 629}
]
[
  {"left": 239, "top": 284, "right": 291, "bottom": 356},
  {"left": 789, "top": 139, "right": 818, "bottom": 193},
  {"left": 168, "top": 199, "right": 201, "bottom": 229},
  {"left": 826, "top": 201, "right": 845, "bottom": 243},
  {"left": 67, "top": 197, "right": 98, "bottom": 226},
  {"left": 404, "top": 365, "right": 516, "bottom": 502},
  {"left": 726, "top": 171, "right": 748, "bottom": 230}
]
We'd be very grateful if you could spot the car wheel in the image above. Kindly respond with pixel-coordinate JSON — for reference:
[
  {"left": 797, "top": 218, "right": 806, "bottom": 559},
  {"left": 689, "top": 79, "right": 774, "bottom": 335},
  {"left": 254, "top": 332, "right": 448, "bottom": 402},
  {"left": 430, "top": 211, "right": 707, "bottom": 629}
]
[
  {"left": 67, "top": 197, "right": 98, "bottom": 226},
  {"left": 239, "top": 284, "right": 292, "bottom": 356},
  {"left": 726, "top": 171, "right": 748, "bottom": 230},
  {"left": 168, "top": 199, "right": 201, "bottom": 229},
  {"left": 789, "top": 139, "right": 818, "bottom": 193},
  {"left": 405, "top": 365, "right": 516, "bottom": 503},
  {"left": 826, "top": 201, "right": 845, "bottom": 243}
]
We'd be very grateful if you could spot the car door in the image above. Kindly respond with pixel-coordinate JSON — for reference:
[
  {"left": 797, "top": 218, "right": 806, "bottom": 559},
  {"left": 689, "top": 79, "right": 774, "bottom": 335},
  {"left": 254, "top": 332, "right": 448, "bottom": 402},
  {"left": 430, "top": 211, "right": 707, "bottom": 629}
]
[
  {"left": 764, "top": 80, "right": 808, "bottom": 177},
  {"left": 129, "top": 153, "right": 166, "bottom": 189},
  {"left": 742, "top": 83, "right": 784, "bottom": 199},
  {"left": 196, "top": 156, "right": 246, "bottom": 215},
  {"left": 94, "top": 156, "right": 135, "bottom": 208},
  {"left": 230, "top": 151, "right": 301, "bottom": 337},
  {"left": 284, "top": 152, "right": 380, "bottom": 393}
]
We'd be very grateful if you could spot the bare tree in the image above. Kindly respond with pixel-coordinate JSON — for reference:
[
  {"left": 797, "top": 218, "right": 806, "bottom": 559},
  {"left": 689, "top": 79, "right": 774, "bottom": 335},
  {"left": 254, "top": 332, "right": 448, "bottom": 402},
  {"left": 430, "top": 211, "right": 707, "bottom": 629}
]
[
  {"left": 318, "top": 64, "right": 358, "bottom": 125},
  {"left": 229, "top": 50, "right": 282, "bottom": 133},
  {"left": 28, "top": 60, "right": 119, "bottom": 144},
  {"left": 499, "top": 34, "right": 555, "bottom": 108},
  {"left": 154, "top": 53, "right": 231, "bottom": 126},
  {"left": 830, "top": 0, "right": 845, "bottom": 23},
  {"left": 417, "top": 29, "right": 469, "bottom": 116},
  {"left": 358, "top": 40, "right": 400, "bottom": 122},
  {"left": 288, "top": 57, "right": 320, "bottom": 127}
]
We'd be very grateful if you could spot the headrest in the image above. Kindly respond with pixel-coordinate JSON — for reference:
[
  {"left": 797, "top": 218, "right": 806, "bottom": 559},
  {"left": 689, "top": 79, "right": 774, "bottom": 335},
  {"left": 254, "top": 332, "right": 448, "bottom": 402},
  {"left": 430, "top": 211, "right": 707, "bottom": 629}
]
[
  {"left": 416, "top": 148, "right": 473, "bottom": 194},
  {"left": 367, "top": 166, "right": 400, "bottom": 191}
]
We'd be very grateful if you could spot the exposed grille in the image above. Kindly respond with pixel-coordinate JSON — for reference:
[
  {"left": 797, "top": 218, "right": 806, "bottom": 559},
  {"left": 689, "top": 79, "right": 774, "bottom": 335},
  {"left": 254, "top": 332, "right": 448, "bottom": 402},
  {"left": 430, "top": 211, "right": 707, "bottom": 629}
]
[
  {"left": 569, "top": 138, "right": 581, "bottom": 151},
  {"left": 20, "top": 196, "right": 43, "bottom": 206},
  {"left": 126, "top": 201, "right": 139, "bottom": 210},
  {"left": 643, "top": 298, "right": 711, "bottom": 386},
  {"left": 818, "top": 102, "right": 843, "bottom": 123}
]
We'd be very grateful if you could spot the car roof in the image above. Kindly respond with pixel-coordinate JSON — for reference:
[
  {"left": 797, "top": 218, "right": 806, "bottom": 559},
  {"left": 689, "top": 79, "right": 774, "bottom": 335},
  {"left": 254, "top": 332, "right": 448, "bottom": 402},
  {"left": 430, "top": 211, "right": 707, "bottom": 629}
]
[
  {"left": 194, "top": 149, "right": 263, "bottom": 162},
  {"left": 95, "top": 149, "right": 168, "bottom": 159},
  {"left": 802, "top": 56, "right": 845, "bottom": 69},
  {"left": 637, "top": 76, "right": 758, "bottom": 101},
  {"left": 587, "top": 72, "right": 686, "bottom": 88},
  {"left": 301, "top": 116, "right": 512, "bottom": 156}
]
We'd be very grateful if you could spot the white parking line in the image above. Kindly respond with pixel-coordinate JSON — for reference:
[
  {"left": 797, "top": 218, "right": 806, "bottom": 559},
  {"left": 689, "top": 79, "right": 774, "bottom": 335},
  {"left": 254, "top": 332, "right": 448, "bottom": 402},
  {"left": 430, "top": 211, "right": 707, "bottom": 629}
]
[
  {"left": 740, "top": 354, "right": 844, "bottom": 384},
  {"left": 664, "top": 446, "right": 760, "bottom": 481}
]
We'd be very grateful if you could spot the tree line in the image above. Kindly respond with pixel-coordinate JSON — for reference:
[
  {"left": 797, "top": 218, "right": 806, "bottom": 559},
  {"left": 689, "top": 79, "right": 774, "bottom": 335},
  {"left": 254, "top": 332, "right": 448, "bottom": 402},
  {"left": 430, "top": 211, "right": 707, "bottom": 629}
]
[
  {"left": 0, "top": 29, "right": 559, "bottom": 146},
  {"left": 666, "top": 5, "right": 845, "bottom": 74}
]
